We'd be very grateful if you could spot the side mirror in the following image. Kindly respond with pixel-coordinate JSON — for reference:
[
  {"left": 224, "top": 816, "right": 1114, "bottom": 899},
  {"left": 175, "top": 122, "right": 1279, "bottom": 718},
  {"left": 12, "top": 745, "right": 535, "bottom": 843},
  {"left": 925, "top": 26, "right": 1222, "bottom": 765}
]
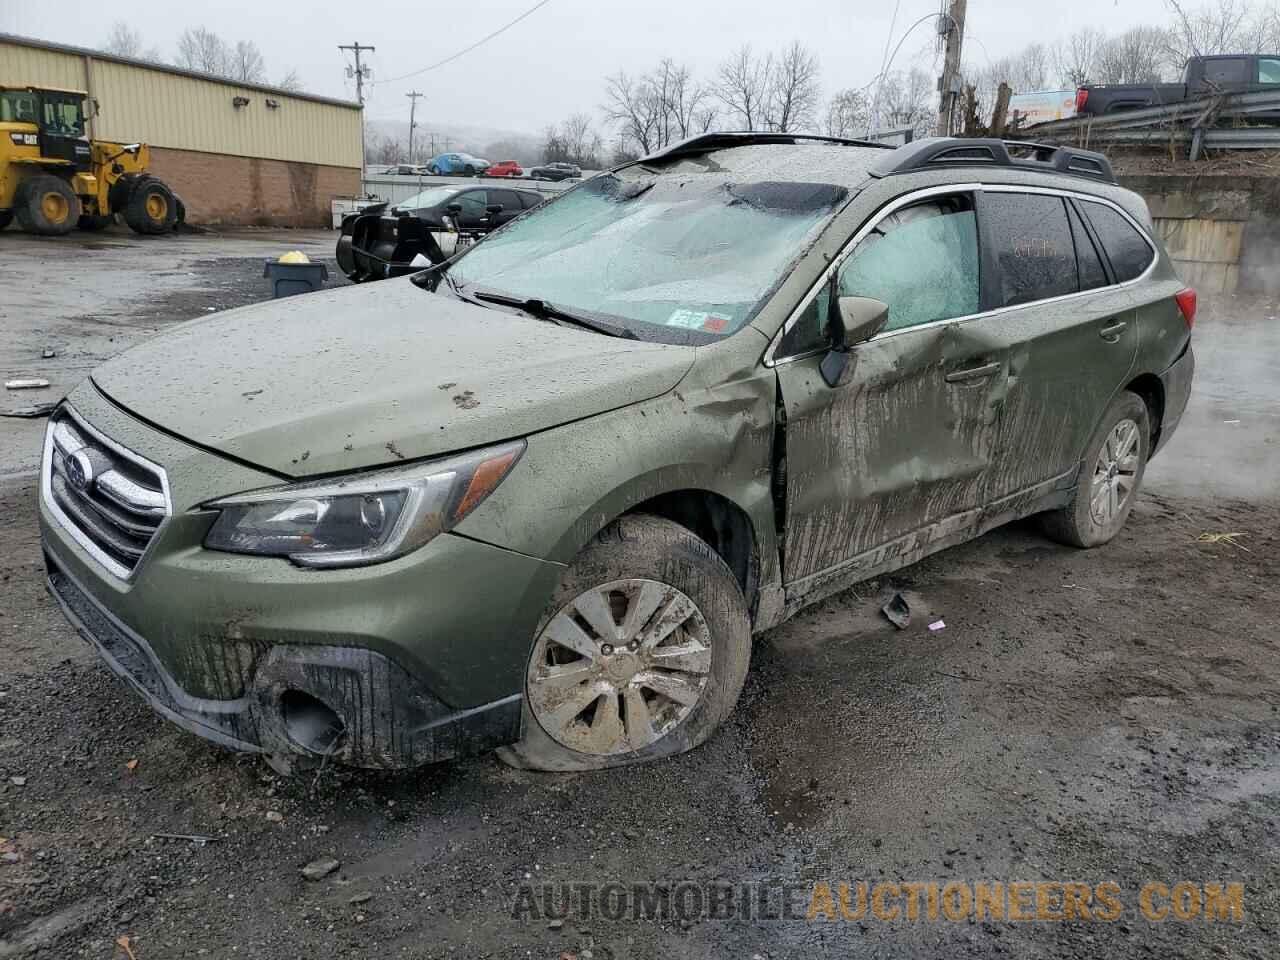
[
  {"left": 485, "top": 203, "right": 504, "bottom": 214},
  {"left": 446, "top": 203, "right": 463, "bottom": 215},
  {"left": 819, "top": 296, "right": 890, "bottom": 388}
]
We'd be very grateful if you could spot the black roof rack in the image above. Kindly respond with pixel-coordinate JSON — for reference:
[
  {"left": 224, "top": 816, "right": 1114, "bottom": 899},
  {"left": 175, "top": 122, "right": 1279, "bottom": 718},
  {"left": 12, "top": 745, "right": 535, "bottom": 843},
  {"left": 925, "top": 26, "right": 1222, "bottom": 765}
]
[
  {"left": 640, "top": 131, "right": 895, "bottom": 164},
  {"left": 869, "top": 137, "right": 1116, "bottom": 184}
]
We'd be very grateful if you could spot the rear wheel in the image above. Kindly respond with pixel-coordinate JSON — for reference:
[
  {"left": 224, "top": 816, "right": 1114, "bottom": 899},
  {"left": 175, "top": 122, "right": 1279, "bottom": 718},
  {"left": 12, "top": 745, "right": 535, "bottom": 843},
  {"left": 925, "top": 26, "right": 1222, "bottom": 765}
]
[
  {"left": 499, "top": 514, "right": 751, "bottom": 771},
  {"left": 1042, "top": 391, "right": 1150, "bottom": 548},
  {"left": 15, "top": 175, "right": 80, "bottom": 235},
  {"left": 428, "top": 164, "right": 440, "bottom": 175},
  {"left": 124, "top": 177, "right": 178, "bottom": 235}
]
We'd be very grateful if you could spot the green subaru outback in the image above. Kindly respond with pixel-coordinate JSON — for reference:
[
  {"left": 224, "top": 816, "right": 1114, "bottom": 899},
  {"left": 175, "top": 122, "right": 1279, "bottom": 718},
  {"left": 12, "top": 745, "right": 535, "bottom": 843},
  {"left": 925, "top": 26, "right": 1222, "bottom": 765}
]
[{"left": 41, "top": 134, "right": 1195, "bottom": 773}]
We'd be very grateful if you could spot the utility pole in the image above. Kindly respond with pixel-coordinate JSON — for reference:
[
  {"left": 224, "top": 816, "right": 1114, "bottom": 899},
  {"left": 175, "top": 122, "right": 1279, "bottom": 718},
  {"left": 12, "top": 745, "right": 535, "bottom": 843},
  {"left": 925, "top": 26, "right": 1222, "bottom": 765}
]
[
  {"left": 338, "top": 42, "right": 375, "bottom": 105},
  {"left": 406, "top": 91, "right": 424, "bottom": 164},
  {"left": 936, "top": 0, "right": 967, "bottom": 137},
  {"left": 340, "top": 42, "right": 375, "bottom": 173}
]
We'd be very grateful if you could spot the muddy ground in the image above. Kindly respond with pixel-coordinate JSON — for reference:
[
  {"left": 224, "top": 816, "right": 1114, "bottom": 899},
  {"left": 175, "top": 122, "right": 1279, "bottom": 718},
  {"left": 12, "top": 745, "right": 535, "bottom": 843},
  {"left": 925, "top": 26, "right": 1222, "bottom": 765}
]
[{"left": 0, "top": 227, "right": 1277, "bottom": 959}]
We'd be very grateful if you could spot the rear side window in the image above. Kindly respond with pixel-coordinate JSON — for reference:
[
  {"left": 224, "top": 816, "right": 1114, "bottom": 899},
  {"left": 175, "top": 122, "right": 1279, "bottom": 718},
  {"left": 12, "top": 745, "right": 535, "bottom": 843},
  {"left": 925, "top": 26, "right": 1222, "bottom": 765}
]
[
  {"left": 488, "top": 190, "right": 521, "bottom": 212},
  {"left": 983, "top": 193, "right": 1077, "bottom": 307},
  {"left": 518, "top": 192, "right": 543, "bottom": 210},
  {"left": 1067, "top": 202, "right": 1109, "bottom": 291},
  {"left": 1258, "top": 58, "right": 1280, "bottom": 83},
  {"left": 1204, "top": 58, "right": 1248, "bottom": 84},
  {"left": 1082, "top": 201, "right": 1154, "bottom": 283}
]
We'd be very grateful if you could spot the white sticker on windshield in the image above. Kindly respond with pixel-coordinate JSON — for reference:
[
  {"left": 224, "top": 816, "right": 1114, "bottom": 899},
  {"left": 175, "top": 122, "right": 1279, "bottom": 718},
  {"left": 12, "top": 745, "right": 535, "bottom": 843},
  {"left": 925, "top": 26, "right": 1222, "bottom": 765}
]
[{"left": 666, "top": 309, "right": 707, "bottom": 329}]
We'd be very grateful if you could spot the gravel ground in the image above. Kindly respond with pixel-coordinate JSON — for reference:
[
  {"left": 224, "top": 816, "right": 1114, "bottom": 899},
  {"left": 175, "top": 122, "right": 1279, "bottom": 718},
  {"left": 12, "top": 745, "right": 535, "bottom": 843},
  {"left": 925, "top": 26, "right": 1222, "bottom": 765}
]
[{"left": 0, "top": 226, "right": 1277, "bottom": 959}]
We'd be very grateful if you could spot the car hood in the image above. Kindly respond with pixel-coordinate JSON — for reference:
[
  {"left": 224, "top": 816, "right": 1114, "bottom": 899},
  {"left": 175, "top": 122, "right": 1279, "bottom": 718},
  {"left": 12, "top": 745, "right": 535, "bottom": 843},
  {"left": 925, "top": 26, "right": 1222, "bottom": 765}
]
[{"left": 92, "top": 279, "right": 695, "bottom": 477}]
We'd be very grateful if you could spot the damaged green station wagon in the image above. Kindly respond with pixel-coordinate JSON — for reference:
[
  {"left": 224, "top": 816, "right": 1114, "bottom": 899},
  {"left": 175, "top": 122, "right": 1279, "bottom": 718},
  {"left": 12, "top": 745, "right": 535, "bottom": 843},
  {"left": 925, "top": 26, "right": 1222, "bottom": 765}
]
[{"left": 41, "top": 133, "right": 1195, "bottom": 773}]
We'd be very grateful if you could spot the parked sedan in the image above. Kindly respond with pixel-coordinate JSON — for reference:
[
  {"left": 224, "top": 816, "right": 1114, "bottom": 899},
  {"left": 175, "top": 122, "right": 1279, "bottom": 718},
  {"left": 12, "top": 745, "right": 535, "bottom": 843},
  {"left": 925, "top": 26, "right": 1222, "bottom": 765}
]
[
  {"left": 426, "top": 152, "right": 490, "bottom": 176},
  {"left": 487, "top": 160, "right": 523, "bottom": 178},
  {"left": 529, "top": 161, "right": 582, "bottom": 181},
  {"left": 335, "top": 184, "right": 544, "bottom": 282}
]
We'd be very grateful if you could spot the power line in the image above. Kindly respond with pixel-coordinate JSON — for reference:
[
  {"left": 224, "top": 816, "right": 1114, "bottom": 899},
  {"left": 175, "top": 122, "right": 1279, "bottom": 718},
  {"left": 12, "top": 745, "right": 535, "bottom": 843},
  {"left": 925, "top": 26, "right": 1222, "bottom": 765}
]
[{"left": 374, "top": 0, "right": 555, "bottom": 85}]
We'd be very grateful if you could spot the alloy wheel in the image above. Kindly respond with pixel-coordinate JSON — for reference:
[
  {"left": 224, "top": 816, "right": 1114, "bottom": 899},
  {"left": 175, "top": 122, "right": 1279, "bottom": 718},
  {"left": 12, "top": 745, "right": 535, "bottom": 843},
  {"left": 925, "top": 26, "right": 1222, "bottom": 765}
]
[
  {"left": 527, "top": 578, "right": 713, "bottom": 756},
  {"left": 1090, "top": 418, "right": 1140, "bottom": 526}
]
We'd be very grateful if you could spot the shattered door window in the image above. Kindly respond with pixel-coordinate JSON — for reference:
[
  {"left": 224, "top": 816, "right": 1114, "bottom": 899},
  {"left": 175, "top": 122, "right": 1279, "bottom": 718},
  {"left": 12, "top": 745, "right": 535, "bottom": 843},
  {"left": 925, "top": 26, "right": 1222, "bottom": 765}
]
[
  {"left": 447, "top": 173, "right": 847, "bottom": 342},
  {"left": 837, "top": 195, "right": 979, "bottom": 332}
]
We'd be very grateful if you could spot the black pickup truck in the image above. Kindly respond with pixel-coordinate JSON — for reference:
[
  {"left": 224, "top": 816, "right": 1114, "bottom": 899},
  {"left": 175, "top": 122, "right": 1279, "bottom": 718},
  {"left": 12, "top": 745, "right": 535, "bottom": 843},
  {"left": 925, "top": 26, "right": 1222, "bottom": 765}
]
[{"left": 1076, "top": 53, "right": 1280, "bottom": 114}]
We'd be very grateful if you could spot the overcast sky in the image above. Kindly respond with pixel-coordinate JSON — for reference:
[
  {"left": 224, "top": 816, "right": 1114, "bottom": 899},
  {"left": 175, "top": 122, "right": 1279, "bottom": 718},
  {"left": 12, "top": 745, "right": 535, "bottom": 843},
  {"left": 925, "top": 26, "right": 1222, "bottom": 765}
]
[{"left": 5, "top": 0, "right": 1176, "bottom": 136}]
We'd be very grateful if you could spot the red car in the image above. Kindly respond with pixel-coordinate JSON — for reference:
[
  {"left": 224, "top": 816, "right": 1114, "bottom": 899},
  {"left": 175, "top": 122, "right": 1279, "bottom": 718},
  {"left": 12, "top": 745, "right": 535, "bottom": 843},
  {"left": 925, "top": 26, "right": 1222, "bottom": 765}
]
[{"left": 486, "top": 160, "right": 523, "bottom": 178}]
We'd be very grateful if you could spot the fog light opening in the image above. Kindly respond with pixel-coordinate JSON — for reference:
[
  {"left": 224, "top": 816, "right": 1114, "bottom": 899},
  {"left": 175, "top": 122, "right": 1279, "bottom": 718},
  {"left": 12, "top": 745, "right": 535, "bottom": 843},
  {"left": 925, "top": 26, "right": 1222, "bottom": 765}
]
[{"left": 280, "top": 690, "right": 345, "bottom": 755}]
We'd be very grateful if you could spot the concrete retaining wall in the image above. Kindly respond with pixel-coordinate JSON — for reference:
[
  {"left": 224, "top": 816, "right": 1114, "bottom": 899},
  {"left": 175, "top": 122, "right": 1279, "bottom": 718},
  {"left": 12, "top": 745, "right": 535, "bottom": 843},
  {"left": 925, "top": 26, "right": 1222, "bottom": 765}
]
[{"left": 1120, "top": 174, "right": 1280, "bottom": 296}]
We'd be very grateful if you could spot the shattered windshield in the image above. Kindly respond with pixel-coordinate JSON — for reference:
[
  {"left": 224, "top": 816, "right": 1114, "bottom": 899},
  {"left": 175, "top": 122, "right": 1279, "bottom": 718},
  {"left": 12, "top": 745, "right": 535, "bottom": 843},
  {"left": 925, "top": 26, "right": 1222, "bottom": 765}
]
[{"left": 445, "top": 171, "right": 848, "bottom": 342}]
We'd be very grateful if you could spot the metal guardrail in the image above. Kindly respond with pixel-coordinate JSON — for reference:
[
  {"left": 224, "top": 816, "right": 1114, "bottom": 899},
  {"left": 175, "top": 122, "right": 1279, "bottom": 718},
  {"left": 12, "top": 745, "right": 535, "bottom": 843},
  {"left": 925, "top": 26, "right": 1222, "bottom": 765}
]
[{"left": 1027, "top": 88, "right": 1280, "bottom": 159}]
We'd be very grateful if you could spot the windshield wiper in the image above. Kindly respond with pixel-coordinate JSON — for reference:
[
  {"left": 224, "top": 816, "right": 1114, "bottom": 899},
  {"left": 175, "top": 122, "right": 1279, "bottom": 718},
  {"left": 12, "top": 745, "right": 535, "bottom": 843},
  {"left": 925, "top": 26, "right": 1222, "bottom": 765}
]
[{"left": 472, "top": 289, "right": 638, "bottom": 340}]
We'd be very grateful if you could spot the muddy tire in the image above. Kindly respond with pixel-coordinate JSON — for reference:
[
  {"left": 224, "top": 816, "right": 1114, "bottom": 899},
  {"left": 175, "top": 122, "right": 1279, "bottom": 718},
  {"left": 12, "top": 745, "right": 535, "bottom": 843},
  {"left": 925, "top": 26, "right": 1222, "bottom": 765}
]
[
  {"left": 1042, "top": 391, "right": 1150, "bottom": 548},
  {"left": 499, "top": 514, "right": 751, "bottom": 771},
  {"left": 124, "top": 177, "right": 178, "bottom": 235},
  {"left": 14, "top": 175, "right": 80, "bottom": 235}
]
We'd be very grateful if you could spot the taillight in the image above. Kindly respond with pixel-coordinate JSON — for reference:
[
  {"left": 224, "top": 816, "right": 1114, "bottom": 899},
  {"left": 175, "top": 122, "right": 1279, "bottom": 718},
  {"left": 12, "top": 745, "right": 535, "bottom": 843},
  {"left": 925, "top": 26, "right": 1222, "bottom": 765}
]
[
  {"left": 1075, "top": 88, "right": 1089, "bottom": 113},
  {"left": 1175, "top": 287, "right": 1197, "bottom": 329}
]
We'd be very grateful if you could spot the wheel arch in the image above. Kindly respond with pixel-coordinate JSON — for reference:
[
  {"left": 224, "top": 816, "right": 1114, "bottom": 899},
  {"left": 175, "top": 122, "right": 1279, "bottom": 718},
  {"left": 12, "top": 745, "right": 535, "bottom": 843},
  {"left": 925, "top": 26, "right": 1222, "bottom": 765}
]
[
  {"left": 623, "top": 489, "right": 761, "bottom": 623},
  {"left": 1124, "top": 372, "right": 1166, "bottom": 450}
]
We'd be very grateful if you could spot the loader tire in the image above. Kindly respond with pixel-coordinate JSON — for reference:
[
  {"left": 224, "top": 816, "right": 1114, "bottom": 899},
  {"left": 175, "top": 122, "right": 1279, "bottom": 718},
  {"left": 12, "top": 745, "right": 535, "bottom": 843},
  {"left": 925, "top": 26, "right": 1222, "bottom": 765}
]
[
  {"left": 15, "top": 176, "right": 80, "bottom": 236},
  {"left": 124, "top": 177, "right": 178, "bottom": 235}
]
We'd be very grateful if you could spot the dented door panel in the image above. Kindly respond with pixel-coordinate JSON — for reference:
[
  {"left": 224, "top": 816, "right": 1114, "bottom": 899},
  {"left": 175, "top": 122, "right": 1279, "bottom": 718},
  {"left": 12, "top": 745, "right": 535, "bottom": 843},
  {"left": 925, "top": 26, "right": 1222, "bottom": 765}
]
[{"left": 775, "top": 318, "right": 1009, "bottom": 587}]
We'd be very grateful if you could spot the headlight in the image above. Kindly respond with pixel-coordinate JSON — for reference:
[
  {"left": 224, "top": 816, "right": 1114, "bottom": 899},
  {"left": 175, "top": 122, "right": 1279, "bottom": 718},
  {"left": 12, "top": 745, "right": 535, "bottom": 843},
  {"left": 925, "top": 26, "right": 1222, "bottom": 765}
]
[{"left": 202, "top": 440, "right": 524, "bottom": 568}]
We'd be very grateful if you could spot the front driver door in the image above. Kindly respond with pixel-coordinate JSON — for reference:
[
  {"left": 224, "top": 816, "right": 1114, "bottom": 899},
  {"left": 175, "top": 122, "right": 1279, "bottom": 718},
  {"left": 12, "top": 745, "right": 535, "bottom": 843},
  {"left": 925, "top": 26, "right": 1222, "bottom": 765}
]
[{"left": 773, "top": 190, "right": 1009, "bottom": 596}]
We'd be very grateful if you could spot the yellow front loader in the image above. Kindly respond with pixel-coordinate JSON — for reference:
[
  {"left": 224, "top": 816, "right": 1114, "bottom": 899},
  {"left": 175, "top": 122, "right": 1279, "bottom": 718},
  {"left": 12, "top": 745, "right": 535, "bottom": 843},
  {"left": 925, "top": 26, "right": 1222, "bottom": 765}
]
[{"left": 0, "top": 84, "right": 183, "bottom": 236}]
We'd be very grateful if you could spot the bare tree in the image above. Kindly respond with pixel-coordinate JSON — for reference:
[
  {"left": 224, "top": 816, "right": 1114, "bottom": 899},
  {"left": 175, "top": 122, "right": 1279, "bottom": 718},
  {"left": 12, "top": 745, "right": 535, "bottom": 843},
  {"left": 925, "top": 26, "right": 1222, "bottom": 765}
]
[
  {"left": 106, "top": 21, "right": 144, "bottom": 58},
  {"left": 175, "top": 27, "right": 229, "bottom": 76},
  {"left": 604, "top": 70, "right": 663, "bottom": 154},
  {"left": 365, "top": 132, "right": 406, "bottom": 166},
  {"left": 603, "top": 60, "right": 715, "bottom": 156},
  {"left": 230, "top": 40, "right": 267, "bottom": 85},
  {"left": 1164, "top": 0, "right": 1253, "bottom": 71},
  {"left": 1095, "top": 25, "right": 1171, "bottom": 84},
  {"left": 1053, "top": 27, "right": 1105, "bottom": 87},
  {"left": 105, "top": 20, "right": 163, "bottom": 61},
  {"left": 878, "top": 68, "right": 934, "bottom": 136},
  {"left": 1009, "top": 43, "right": 1050, "bottom": 91},
  {"left": 715, "top": 44, "right": 774, "bottom": 131},
  {"left": 824, "top": 88, "right": 870, "bottom": 138},
  {"left": 766, "top": 41, "right": 821, "bottom": 132},
  {"left": 276, "top": 69, "right": 304, "bottom": 93},
  {"left": 543, "top": 114, "right": 602, "bottom": 167}
]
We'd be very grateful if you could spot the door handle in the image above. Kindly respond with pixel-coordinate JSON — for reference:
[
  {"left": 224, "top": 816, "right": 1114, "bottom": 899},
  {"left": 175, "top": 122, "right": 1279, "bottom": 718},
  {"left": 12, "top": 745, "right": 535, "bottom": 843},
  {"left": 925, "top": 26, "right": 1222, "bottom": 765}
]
[
  {"left": 945, "top": 361, "right": 1001, "bottom": 383},
  {"left": 1099, "top": 320, "right": 1128, "bottom": 342}
]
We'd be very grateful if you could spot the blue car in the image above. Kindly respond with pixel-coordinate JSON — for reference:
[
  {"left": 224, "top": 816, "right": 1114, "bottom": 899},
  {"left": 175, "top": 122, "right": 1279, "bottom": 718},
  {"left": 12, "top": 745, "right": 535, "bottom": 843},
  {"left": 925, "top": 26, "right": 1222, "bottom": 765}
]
[{"left": 426, "top": 152, "right": 490, "bottom": 176}]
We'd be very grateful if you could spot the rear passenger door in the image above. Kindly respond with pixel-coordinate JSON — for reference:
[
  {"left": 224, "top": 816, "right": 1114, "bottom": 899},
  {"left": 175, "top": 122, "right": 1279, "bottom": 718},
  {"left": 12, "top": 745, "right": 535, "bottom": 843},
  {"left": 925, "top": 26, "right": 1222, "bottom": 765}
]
[{"left": 976, "top": 188, "right": 1141, "bottom": 508}]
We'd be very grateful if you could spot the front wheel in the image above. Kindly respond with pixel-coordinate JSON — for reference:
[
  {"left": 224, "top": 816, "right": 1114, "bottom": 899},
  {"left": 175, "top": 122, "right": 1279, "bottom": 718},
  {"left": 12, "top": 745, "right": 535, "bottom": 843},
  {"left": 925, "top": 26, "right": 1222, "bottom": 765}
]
[
  {"left": 1042, "top": 391, "right": 1150, "bottom": 548},
  {"left": 124, "top": 177, "right": 178, "bottom": 234},
  {"left": 499, "top": 514, "right": 751, "bottom": 771},
  {"left": 463, "top": 165, "right": 476, "bottom": 176}
]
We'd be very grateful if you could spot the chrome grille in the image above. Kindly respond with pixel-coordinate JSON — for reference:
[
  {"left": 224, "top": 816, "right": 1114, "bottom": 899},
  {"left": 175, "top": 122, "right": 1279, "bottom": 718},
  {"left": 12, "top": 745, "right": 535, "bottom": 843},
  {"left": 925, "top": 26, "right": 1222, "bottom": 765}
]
[{"left": 43, "top": 409, "right": 170, "bottom": 578}]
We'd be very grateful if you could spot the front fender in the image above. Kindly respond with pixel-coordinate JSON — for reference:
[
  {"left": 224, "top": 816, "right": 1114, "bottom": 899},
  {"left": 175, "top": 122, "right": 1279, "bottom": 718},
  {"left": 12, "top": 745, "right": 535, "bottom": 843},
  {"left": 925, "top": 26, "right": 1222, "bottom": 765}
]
[{"left": 453, "top": 356, "right": 782, "bottom": 618}]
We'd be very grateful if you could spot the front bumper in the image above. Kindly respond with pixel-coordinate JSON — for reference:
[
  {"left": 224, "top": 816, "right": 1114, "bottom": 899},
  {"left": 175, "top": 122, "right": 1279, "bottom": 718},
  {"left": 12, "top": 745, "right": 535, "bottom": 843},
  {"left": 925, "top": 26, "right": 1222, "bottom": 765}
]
[{"left": 40, "top": 388, "right": 565, "bottom": 768}]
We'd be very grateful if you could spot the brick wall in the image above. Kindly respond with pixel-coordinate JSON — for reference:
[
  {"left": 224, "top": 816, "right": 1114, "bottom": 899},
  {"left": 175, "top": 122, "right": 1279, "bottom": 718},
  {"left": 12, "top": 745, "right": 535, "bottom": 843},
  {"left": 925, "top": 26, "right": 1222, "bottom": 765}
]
[{"left": 146, "top": 147, "right": 360, "bottom": 227}]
